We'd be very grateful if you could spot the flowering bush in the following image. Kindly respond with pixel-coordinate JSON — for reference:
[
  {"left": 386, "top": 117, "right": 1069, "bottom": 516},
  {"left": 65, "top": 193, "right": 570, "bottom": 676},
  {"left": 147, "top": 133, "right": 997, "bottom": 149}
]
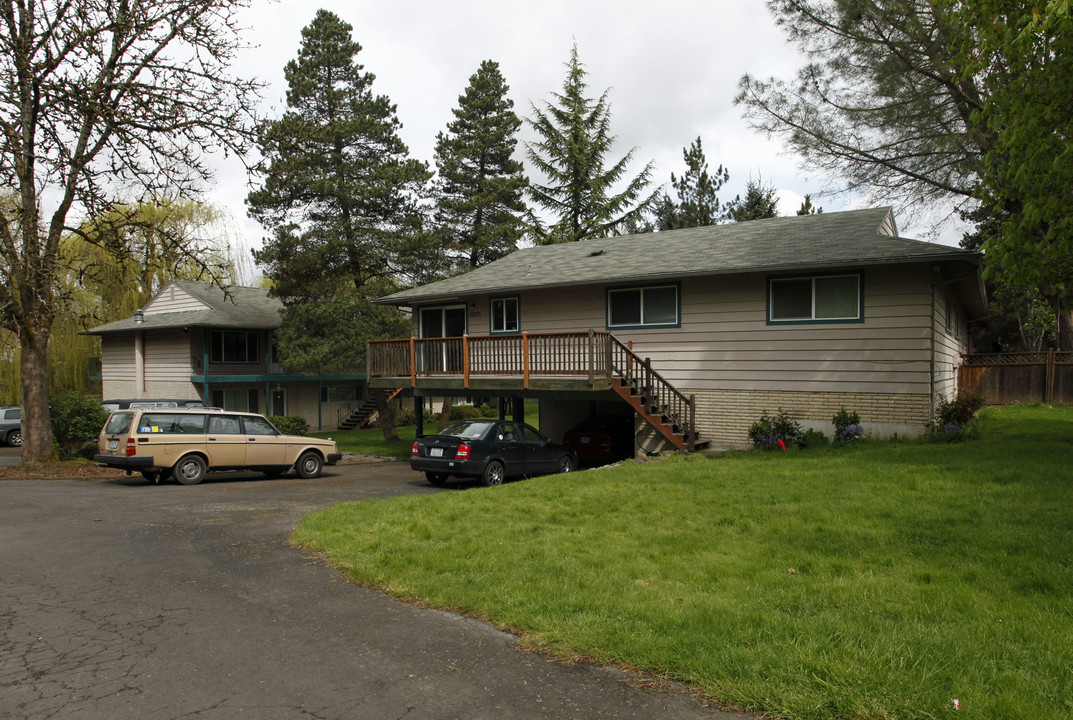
[
  {"left": 748, "top": 410, "right": 804, "bottom": 450},
  {"left": 927, "top": 392, "right": 986, "bottom": 442},
  {"left": 832, "top": 407, "right": 863, "bottom": 444}
]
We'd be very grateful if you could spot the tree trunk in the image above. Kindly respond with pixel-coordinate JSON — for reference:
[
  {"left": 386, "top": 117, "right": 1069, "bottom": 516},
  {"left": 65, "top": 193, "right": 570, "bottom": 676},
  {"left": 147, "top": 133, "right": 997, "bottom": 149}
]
[
  {"left": 19, "top": 329, "right": 57, "bottom": 463},
  {"left": 438, "top": 396, "right": 453, "bottom": 431},
  {"left": 377, "top": 392, "right": 400, "bottom": 442}
]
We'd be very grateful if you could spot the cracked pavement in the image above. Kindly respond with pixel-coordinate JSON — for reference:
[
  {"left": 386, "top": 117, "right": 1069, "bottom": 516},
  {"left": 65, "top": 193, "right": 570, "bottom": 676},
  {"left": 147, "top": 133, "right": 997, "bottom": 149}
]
[{"left": 0, "top": 463, "right": 750, "bottom": 720}]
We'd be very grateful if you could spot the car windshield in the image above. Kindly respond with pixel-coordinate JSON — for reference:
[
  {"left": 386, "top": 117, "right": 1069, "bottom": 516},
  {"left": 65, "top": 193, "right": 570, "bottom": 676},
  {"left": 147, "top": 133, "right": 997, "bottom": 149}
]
[
  {"left": 103, "top": 412, "right": 134, "bottom": 436},
  {"left": 443, "top": 421, "right": 494, "bottom": 439}
]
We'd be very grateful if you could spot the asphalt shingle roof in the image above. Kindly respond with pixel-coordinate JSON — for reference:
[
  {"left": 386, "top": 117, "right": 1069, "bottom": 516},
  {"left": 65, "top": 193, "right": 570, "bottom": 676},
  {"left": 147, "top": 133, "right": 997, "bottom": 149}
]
[
  {"left": 378, "top": 207, "right": 981, "bottom": 306},
  {"left": 86, "top": 280, "right": 282, "bottom": 335}
]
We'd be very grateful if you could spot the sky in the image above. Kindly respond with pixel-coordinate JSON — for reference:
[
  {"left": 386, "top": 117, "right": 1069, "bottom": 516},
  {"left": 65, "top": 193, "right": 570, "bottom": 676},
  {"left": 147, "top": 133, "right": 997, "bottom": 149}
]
[{"left": 212, "top": 0, "right": 963, "bottom": 266}]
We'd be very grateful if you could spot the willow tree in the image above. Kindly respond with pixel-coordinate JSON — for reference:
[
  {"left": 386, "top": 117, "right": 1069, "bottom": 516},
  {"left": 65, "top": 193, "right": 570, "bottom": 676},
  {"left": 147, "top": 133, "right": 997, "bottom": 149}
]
[{"left": 0, "top": 0, "right": 260, "bottom": 461}]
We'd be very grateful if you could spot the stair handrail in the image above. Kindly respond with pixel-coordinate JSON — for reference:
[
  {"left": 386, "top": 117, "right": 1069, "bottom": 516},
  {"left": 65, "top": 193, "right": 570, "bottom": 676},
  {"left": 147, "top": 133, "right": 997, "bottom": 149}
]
[
  {"left": 337, "top": 400, "right": 359, "bottom": 427},
  {"left": 607, "top": 334, "right": 697, "bottom": 450}
]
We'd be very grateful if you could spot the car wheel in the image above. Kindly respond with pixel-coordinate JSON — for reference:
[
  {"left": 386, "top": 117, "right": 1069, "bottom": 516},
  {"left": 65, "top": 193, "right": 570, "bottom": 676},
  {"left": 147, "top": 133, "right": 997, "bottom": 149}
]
[
  {"left": 296, "top": 451, "right": 323, "bottom": 479},
  {"left": 6, "top": 429, "right": 21, "bottom": 447},
  {"left": 557, "top": 455, "right": 575, "bottom": 473},
  {"left": 175, "top": 455, "right": 207, "bottom": 485},
  {"left": 481, "top": 460, "right": 505, "bottom": 487},
  {"left": 425, "top": 472, "right": 449, "bottom": 486},
  {"left": 140, "top": 470, "right": 160, "bottom": 483}
]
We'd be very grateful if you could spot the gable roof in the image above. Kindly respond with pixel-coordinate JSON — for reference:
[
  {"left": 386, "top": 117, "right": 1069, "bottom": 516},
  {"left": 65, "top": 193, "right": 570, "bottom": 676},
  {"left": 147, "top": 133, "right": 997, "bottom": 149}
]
[
  {"left": 86, "top": 280, "right": 282, "bottom": 335},
  {"left": 378, "top": 207, "right": 984, "bottom": 315}
]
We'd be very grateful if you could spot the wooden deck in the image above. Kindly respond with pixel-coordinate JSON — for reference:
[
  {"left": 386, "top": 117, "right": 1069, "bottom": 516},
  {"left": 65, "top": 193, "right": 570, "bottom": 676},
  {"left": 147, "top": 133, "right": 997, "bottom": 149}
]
[{"left": 368, "top": 331, "right": 700, "bottom": 451}]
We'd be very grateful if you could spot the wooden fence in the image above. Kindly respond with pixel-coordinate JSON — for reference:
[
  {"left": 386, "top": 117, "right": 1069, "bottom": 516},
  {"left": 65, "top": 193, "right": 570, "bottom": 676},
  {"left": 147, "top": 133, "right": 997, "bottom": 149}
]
[{"left": 959, "top": 350, "right": 1073, "bottom": 405}]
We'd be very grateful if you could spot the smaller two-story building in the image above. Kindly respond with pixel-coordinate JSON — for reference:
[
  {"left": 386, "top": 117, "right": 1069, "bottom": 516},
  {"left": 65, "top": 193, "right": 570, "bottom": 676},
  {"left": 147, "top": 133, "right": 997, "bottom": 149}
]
[{"left": 87, "top": 280, "right": 366, "bottom": 430}]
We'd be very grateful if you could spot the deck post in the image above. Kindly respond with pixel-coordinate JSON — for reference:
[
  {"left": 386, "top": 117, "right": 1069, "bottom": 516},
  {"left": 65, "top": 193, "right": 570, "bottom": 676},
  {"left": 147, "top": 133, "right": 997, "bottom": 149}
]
[
  {"left": 463, "top": 334, "right": 470, "bottom": 390},
  {"left": 522, "top": 333, "right": 530, "bottom": 390},
  {"left": 409, "top": 337, "right": 416, "bottom": 388},
  {"left": 588, "top": 329, "right": 595, "bottom": 386},
  {"left": 688, "top": 394, "right": 696, "bottom": 452}
]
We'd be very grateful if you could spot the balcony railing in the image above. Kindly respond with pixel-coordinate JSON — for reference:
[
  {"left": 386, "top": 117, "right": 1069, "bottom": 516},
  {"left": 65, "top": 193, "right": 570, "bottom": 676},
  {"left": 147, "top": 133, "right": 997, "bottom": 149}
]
[
  {"left": 368, "top": 331, "right": 698, "bottom": 451},
  {"left": 368, "top": 331, "right": 613, "bottom": 388}
]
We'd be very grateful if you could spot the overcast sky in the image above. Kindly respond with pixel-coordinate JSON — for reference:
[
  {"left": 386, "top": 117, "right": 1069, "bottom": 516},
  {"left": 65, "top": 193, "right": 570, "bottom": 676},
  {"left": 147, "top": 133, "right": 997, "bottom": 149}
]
[{"left": 213, "top": 0, "right": 960, "bottom": 264}]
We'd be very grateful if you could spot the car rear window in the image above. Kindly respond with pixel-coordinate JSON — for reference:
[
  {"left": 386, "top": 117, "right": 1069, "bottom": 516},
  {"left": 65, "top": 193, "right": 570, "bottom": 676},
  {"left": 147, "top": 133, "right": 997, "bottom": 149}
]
[
  {"left": 138, "top": 413, "right": 207, "bottom": 434},
  {"left": 444, "top": 421, "right": 494, "bottom": 439},
  {"left": 103, "top": 412, "right": 134, "bottom": 436}
]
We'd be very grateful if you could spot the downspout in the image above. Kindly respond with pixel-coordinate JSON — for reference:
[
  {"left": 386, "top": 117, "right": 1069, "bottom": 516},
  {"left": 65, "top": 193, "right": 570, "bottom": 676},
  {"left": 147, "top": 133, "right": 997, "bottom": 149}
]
[
  {"left": 929, "top": 281, "right": 937, "bottom": 414},
  {"left": 202, "top": 329, "right": 210, "bottom": 405},
  {"left": 134, "top": 310, "right": 145, "bottom": 398}
]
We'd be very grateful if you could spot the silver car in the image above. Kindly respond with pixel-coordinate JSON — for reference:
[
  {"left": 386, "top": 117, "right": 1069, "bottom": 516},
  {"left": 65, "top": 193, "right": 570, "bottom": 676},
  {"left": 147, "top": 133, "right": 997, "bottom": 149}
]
[{"left": 0, "top": 406, "right": 21, "bottom": 447}]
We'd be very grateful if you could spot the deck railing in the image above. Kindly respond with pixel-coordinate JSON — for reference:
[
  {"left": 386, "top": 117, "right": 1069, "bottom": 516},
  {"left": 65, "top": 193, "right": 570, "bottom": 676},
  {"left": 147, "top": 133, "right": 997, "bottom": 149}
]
[
  {"left": 368, "top": 331, "right": 614, "bottom": 387},
  {"left": 368, "top": 331, "right": 697, "bottom": 450}
]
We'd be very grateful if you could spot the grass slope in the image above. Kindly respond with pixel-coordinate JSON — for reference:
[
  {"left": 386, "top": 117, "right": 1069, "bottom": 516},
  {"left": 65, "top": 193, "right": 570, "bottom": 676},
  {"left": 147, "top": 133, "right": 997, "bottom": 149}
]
[{"left": 295, "top": 405, "right": 1073, "bottom": 720}]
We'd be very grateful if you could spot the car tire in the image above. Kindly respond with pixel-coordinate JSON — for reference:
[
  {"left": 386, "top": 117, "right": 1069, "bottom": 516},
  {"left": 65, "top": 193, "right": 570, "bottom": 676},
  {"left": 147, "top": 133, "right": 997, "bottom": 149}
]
[
  {"left": 481, "top": 460, "right": 505, "bottom": 487},
  {"left": 425, "top": 472, "right": 449, "bottom": 486},
  {"left": 175, "top": 455, "right": 207, "bottom": 485},
  {"left": 557, "top": 455, "right": 575, "bottom": 473},
  {"left": 6, "top": 429, "right": 21, "bottom": 447},
  {"left": 295, "top": 451, "right": 323, "bottom": 479}
]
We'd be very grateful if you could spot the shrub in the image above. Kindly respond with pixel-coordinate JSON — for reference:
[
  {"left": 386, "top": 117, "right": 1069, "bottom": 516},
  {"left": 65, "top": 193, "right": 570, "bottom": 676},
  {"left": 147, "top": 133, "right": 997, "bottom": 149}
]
[
  {"left": 927, "top": 392, "right": 987, "bottom": 442},
  {"left": 270, "top": 415, "right": 310, "bottom": 436},
  {"left": 449, "top": 404, "right": 483, "bottom": 421},
  {"left": 51, "top": 391, "right": 110, "bottom": 460},
  {"left": 832, "top": 407, "right": 864, "bottom": 444},
  {"left": 801, "top": 428, "right": 830, "bottom": 449},
  {"left": 479, "top": 403, "right": 498, "bottom": 417},
  {"left": 747, "top": 409, "right": 804, "bottom": 450}
]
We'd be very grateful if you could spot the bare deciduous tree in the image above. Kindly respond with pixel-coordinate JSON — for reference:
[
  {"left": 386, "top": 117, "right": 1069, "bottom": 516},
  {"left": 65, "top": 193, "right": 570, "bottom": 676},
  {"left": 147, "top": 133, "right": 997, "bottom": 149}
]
[{"left": 0, "top": 0, "right": 261, "bottom": 461}]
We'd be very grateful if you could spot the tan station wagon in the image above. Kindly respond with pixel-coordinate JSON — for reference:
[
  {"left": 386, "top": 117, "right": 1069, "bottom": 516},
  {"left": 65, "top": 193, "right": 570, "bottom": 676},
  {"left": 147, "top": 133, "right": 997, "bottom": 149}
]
[{"left": 95, "top": 408, "right": 341, "bottom": 484}]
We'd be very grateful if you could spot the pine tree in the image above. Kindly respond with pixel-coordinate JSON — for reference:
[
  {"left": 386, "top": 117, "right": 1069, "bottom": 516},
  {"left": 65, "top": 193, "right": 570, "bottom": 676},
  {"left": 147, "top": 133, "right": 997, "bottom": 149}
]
[
  {"left": 726, "top": 178, "right": 780, "bottom": 222},
  {"left": 247, "top": 10, "right": 431, "bottom": 377},
  {"left": 654, "top": 136, "right": 729, "bottom": 230},
  {"left": 526, "top": 44, "right": 655, "bottom": 243},
  {"left": 796, "top": 195, "right": 822, "bottom": 216},
  {"left": 433, "top": 61, "right": 528, "bottom": 270}
]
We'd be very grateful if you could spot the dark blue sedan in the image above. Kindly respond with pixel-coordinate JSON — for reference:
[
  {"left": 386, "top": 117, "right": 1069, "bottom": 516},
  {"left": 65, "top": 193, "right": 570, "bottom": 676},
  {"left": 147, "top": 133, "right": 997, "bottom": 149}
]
[{"left": 411, "top": 419, "right": 577, "bottom": 487}]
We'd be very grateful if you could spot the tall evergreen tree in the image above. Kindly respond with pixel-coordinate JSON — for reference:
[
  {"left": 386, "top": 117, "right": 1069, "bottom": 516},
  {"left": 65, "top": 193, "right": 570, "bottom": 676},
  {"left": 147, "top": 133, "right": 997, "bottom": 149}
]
[
  {"left": 248, "top": 10, "right": 431, "bottom": 376},
  {"left": 526, "top": 45, "right": 655, "bottom": 243},
  {"left": 725, "top": 179, "right": 780, "bottom": 222},
  {"left": 654, "top": 136, "right": 729, "bottom": 230},
  {"left": 796, "top": 195, "right": 823, "bottom": 215},
  {"left": 433, "top": 61, "right": 528, "bottom": 271}
]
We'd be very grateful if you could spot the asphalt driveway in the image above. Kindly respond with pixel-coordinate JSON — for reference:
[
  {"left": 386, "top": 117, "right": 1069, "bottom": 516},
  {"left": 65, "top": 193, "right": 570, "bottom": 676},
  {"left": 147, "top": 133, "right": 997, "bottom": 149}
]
[{"left": 0, "top": 461, "right": 747, "bottom": 720}]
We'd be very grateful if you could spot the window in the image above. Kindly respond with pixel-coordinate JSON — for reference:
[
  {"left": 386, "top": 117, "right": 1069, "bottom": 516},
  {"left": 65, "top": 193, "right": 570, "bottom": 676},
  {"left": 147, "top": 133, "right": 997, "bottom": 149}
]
[
  {"left": 207, "top": 415, "right": 243, "bottom": 435},
  {"left": 490, "top": 297, "right": 520, "bottom": 334},
  {"left": 209, "top": 331, "right": 260, "bottom": 363},
  {"left": 607, "top": 285, "right": 679, "bottom": 328},
  {"left": 242, "top": 416, "right": 279, "bottom": 436},
  {"left": 4, "top": 408, "right": 19, "bottom": 420},
  {"left": 945, "top": 293, "right": 956, "bottom": 334},
  {"left": 137, "top": 413, "right": 206, "bottom": 434},
  {"left": 769, "top": 274, "right": 862, "bottom": 323},
  {"left": 212, "top": 388, "right": 258, "bottom": 413},
  {"left": 321, "top": 386, "right": 357, "bottom": 403}
]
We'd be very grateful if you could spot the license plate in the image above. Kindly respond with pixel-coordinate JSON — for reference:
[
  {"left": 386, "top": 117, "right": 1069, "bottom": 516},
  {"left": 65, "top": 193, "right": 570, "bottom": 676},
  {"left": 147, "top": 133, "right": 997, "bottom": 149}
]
[
  {"left": 109, "top": 439, "right": 118, "bottom": 450},
  {"left": 580, "top": 436, "right": 591, "bottom": 444},
  {"left": 430, "top": 447, "right": 443, "bottom": 457}
]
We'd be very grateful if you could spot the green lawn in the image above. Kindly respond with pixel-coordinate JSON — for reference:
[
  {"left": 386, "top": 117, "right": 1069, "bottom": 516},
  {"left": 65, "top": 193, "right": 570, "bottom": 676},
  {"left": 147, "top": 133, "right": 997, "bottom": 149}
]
[{"left": 295, "top": 405, "right": 1073, "bottom": 720}]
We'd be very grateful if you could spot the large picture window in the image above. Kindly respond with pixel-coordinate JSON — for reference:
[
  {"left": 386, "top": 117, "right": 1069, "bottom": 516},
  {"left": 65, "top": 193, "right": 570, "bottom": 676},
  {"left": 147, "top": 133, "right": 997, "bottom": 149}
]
[
  {"left": 209, "top": 330, "right": 260, "bottom": 363},
  {"left": 490, "top": 297, "right": 520, "bottom": 334},
  {"left": 769, "top": 274, "right": 862, "bottom": 323},
  {"left": 607, "top": 285, "right": 679, "bottom": 328}
]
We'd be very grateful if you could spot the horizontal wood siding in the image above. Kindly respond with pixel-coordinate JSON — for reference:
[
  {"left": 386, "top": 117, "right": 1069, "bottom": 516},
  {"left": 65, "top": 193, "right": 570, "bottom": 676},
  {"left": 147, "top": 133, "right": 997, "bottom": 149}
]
[
  {"left": 144, "top": 284, "right": 209, "bottom": 315},
  {"left": 933, "top": 290, "right": 967, "bottom": 405},
  {"left": 452, "top": 265, "right": 934, "bottom": 395},
  {"left": 144, "top": 331, "right": 195, "bottom": 382},
  {"left": 101, "top": 335, "right": 135, "bottom": 381}
]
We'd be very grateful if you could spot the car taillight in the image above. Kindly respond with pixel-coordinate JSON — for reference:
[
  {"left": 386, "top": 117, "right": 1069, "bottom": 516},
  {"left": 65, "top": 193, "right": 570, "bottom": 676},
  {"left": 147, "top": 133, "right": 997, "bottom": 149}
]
[
  {"left": 455, "top": 444, "right": 470, "bottom": 460},
  {"left": 125, "top": 438, "right": 137, "bottom": 456},
  {"left": 412, "top": 442, "right": 419, "bottom": 457}
]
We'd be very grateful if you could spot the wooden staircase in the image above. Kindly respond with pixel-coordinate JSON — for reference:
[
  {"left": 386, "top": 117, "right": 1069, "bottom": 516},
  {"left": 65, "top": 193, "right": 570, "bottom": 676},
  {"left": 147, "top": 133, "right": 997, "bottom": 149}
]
[
  {"left": 606, "top": 336, "right": 703, "bottom": 452},
  {"left": 338, "top": 387, "right": 403, "bottom": 430}
]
